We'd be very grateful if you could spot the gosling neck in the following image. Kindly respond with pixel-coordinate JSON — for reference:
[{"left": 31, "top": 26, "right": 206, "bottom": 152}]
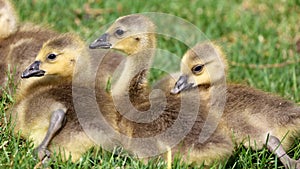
[
  {"left": 15, "top": 75, "right": 72, "bottom": 102},
  {"left": 112, "top": 33, "right": 156, "bottom": 96},
  {"left": 198, "top": 77, "right": 227, "bottom": 114},
  {"left": 112, "top": 49, "right": 155, "bottom": 97},
  {"left": 72, "top": 48, "right": 94, "bottom": 88}
]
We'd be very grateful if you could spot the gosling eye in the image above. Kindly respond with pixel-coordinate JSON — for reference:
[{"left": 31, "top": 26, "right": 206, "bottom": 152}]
[
  {"left": 191, "top": 64, "right": 204, "bottom": 75},
  {"left": 47, "top": 53, "right": 57, "bottom": 61},
  {"left": 115, "top": 29, "right": 124, "bottom": 36}
]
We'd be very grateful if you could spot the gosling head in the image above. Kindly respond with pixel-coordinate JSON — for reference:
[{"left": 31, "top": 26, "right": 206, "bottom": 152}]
[
  {"left": 21, "top": 34, "right": 85, "bottom": 80},
  {"left": 89, "top": 14, "right": 156, "bottom": 55},
  {"left": 171, "top": 42, "right": 227, "bottom": 94},
  {"left": 0, "top": 0, "right": 18, "bottom": 38}
]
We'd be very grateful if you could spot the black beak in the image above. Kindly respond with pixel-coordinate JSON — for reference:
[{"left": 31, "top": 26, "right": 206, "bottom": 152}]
[
  {"left": 170, "top": 75, "right": 194, "bottom": 94},
  {"left": 21, "top": 61, "right": 45, "bottom": 79},
  {"left": 89, "top": 33, "right": 112, "bottom": 49}
]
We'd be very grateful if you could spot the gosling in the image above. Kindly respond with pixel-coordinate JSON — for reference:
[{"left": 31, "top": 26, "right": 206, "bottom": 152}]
[{"left": 171, "top": 42, "right": 300, "bottom": 168}]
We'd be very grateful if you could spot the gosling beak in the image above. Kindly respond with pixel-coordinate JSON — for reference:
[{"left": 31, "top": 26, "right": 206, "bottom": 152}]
[
  {"left": 21, "top": 61, "right": 45, "bottom": 79},
  {"left": 170, "top": 75, "right": 194, "bottom": 94},
  {"left": 89, "top": 33, "right": 112, "bottom": 49}
]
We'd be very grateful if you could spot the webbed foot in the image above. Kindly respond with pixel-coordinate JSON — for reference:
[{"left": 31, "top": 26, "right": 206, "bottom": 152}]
[
  {"left": 282, "top": 158, "right": 300, "bottom": 169},
  {"left": 267, "top": 135, "right": 300, "bottom": 169}
]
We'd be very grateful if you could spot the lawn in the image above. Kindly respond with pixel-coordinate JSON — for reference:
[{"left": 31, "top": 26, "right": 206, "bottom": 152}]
[{"left": 1, "top": 0, "right": 300, "bottom": 168}]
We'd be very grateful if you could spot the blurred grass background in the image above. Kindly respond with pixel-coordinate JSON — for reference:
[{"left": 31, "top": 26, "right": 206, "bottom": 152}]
[{"left": 0, "top": 0, "right": 299, "bottom": 168}]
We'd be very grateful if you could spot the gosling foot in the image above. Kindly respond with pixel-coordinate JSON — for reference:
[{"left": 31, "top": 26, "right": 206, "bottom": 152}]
[
  {"left": 267, "top": 135, "right": 300, "bottom": 169},
  {"left": 34, "top": 109, "right": 66, "bottom": 163},
  {"left": 34, "top": 146, "right": 51, "bottom": 163},
  {"left": 281, "top": 158, "right": 300, "bottom": 169}
]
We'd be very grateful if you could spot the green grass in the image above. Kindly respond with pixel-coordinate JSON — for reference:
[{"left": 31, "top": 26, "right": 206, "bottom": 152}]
[{"left": 1, "top": 0, "right": 300, "bottom": 168}]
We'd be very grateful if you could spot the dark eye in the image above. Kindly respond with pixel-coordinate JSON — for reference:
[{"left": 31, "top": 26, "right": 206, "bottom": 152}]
[
  {"left": 115, "top": 29, "right": 124, "bottom": 36},
  {"left": 191, "top": 64, "right": 204, "bottom": 75},
  {"left": 47, "top": 53, "right": 57, "bottom": 60}
]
